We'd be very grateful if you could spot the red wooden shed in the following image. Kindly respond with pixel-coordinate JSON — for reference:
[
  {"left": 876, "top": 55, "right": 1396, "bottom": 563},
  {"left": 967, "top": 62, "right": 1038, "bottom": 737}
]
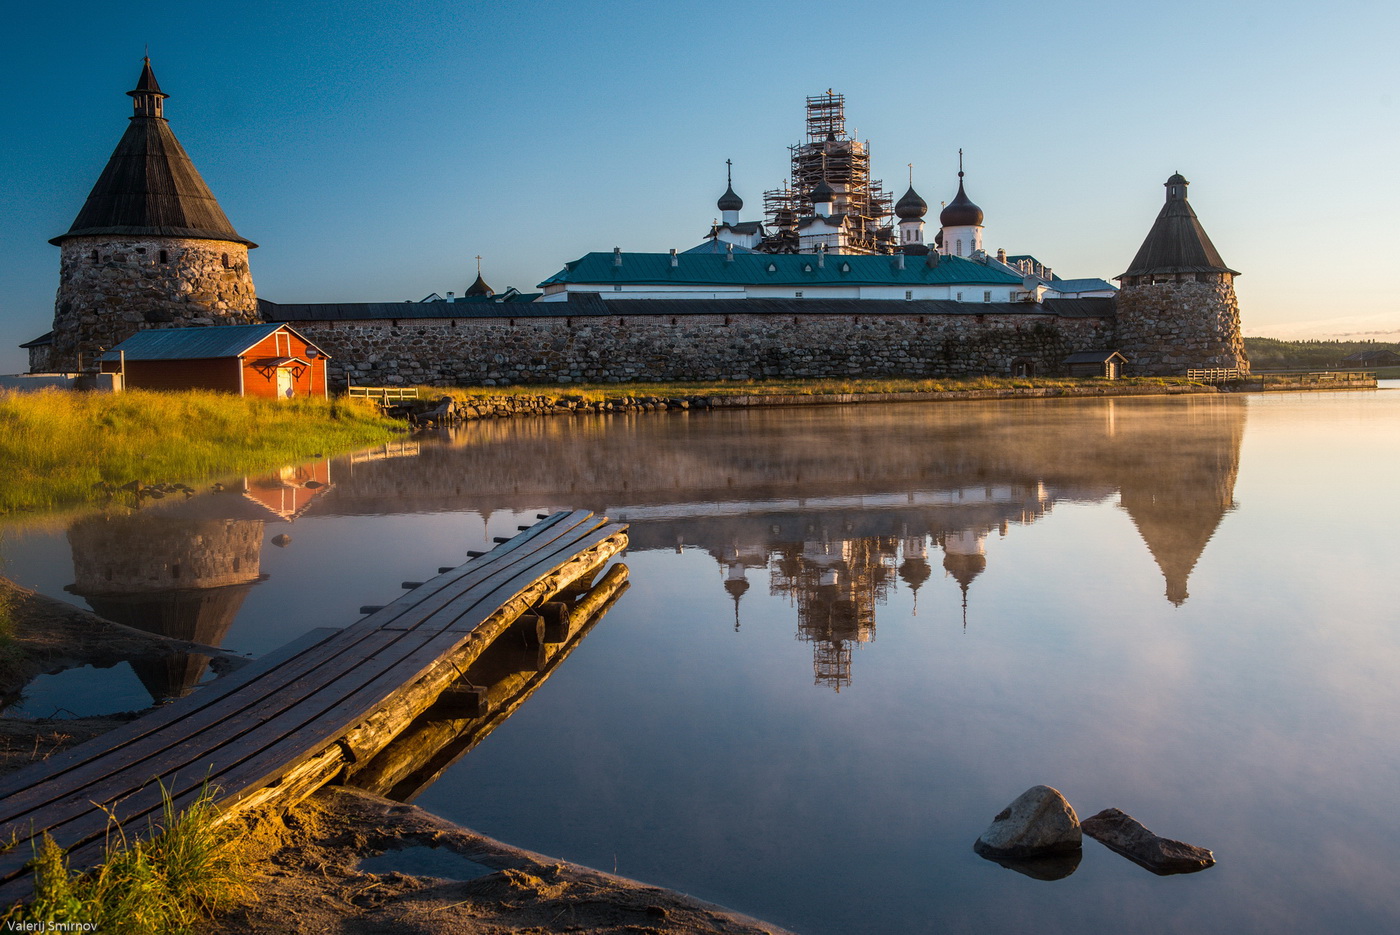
[{"left": 100, "top": 324, "right": 329, "bottom": 398}]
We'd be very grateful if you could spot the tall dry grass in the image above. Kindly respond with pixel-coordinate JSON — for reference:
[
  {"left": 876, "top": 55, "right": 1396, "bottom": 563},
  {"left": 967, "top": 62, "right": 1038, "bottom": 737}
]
[
  {"left": 4, "top": 787, "right": 247, "bottom": 934},
  {"left": 0, "top": 389, "right": 400, "bottom": 515}
]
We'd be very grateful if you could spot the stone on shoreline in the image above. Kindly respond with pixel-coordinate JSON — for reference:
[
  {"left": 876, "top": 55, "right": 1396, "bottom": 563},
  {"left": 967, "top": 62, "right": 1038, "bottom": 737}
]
[
  {"left": 1081, "top": 807, "right": 1215, "bottom": 875},
  {"left": 974, "top": 785, "right": 1082, "bottom": 860}
]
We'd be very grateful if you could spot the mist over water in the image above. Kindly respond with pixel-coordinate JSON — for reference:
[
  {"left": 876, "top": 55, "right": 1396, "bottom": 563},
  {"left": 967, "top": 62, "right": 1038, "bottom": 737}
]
[{"left": 5, "top": 391, "right": 1399, "bottom": 933}]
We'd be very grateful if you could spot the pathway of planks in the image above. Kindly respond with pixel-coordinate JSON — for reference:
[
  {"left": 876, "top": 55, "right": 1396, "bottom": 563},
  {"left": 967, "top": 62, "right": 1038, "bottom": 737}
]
[{"left": 0, "top": 509, "right": 627, "bottom": 905}]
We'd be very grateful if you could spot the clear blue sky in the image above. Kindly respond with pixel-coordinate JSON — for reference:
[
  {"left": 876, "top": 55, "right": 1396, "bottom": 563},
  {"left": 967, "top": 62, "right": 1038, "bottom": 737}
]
[{"left": 2, "top": 0, "right": 1397, "bottom": 372}]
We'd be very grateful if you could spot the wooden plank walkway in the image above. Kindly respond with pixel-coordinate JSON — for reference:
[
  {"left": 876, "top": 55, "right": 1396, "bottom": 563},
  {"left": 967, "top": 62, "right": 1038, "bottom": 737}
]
[{"left": 0, "top": 510, "right": 627, "bottom": 905}]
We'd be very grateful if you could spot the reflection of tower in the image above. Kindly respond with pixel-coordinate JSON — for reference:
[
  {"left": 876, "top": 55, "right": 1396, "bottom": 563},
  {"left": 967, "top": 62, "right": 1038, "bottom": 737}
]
[
  {"left": 770, "top": 533, "right": 897, "bottom": 690},
  {"left": 1115, "top": 400, "right": 1245, "bottom": 605},
  {"left": 724, "top": 563, "right": 749, "bottom": 631},
  {"left": 899, "top": 534, "right": 931, "bottom": 616},
  {"left": 67, "top": 513, "right": 265, "bottom": 703},
  {"left": 721, "top": 543, "right": 767, "bottom": 632},
  {"left": 941, "top": 528, "right": 987, "bottom": 629}
]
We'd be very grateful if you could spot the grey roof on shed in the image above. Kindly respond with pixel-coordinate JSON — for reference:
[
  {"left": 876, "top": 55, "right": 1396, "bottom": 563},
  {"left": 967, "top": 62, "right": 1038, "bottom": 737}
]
[
  {"left": 100, "top": 323, "right": 325, "bottom": 361},
  {"left": 53, "top": 63, "right": 254, "bottom": 247}
]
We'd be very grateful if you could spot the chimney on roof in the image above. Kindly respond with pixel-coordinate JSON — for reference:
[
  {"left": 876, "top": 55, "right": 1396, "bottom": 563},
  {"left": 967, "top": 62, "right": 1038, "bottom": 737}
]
[
  {"left": 725, "top": 243, "right": 734, "bottom": 263},
  {"left": 670, "top": 248, "right": 678, "bottom": 268},
  {"left": 996, "top": 248, "right": 1006, "bottom": 263},
  {"left": 446, "top": 292, "right": 454, "bottom": 298},
  {"left": 896, "top": 253, "right": 905, "bottom": 270},
  {"left": 817, "top": 244, "right": 825, "bottom": 269},
  {"left": 613, "top": 247, "right": 622, "bottom": 267},
  {"left": 925, "top": 251, "right": 940, "bottom": 269}
]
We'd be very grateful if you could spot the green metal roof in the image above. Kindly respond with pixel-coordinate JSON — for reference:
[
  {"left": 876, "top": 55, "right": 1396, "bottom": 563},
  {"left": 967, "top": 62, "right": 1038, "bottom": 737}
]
[
  {"left": 539, "top": 251, "right": 1023, "bottom": 289},
  {"left": 100, "top": 323, "right": 324, "bottom": 361}
]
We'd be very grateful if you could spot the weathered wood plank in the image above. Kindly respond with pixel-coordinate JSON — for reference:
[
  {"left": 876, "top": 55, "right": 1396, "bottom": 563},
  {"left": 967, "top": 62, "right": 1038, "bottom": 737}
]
[{"left": 0, "top": 514, "right": 629, "bottom": 902}]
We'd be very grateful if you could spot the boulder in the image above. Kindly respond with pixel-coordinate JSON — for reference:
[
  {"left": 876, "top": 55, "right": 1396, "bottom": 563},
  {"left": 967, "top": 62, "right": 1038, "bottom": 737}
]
[
  {"left": 1081, "top": 808, "right": 1215, "bottom": 875},
  {"left": 974, "top": 785, "right": 1082, "bottom": 859}
]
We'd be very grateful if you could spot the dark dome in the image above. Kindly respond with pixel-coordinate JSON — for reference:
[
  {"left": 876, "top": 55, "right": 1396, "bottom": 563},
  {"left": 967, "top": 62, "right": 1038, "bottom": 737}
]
[
  {"left": 810, "top": 179, "right": 835, "bottom": 204},
  {"left": 895, "top": 185, "right": 927, "bottom": 220},
  {"left": 939, "top": 178, "right": 983, "bottom": 227},
  {"left": 1166, "top": 172, "right": 1188, "bottom": 186},
  {"left": 717, "top": 183, "right": 743, "bottom": 213}
]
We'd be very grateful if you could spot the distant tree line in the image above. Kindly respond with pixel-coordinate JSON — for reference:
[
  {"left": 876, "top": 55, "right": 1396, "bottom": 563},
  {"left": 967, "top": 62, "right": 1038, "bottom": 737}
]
[{"left": 1243, "top": 337, "right": 1400, "bottom": 370}]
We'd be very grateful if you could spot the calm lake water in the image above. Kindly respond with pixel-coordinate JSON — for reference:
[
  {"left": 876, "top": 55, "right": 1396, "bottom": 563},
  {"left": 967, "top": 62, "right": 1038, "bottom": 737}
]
[{"left": 5, "top": 388, "right": 1400, "bottom": 934}]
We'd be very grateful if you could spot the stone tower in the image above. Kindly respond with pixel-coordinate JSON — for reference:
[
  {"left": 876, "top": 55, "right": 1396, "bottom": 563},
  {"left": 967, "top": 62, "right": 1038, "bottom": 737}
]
[
  {"left": 1114, "top": 174, "right": 1248, "bottom": 376},
  {"left": 46, "top": 59, "right": 259, "bottom": 372}
]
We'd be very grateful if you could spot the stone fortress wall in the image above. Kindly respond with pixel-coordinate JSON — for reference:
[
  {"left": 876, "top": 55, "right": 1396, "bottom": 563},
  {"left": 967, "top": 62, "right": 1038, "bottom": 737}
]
[
  {"left": 1114, "top": 279, "right": 1247, "bottom": 375},
  {"left": 286, "top": 311, "right": 1114, "bottom": 388},
  {"left": 49, "top": 237, "right": 259, "bottom": 371}
]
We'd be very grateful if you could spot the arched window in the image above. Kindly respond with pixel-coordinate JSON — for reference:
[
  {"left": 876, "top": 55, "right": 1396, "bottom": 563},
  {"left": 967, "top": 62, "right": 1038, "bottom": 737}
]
[
  {"left": 222, "top": 253, "right": 231, "bottom": 268},
  {"left": 89, "top": 250, "right": 98, "bottom": 262},
  {"left": 159, "top": 249, "right": 169, "bottom": 264},
  {"left": 956, "top": 239, "right": 963, "bottom": 256}
]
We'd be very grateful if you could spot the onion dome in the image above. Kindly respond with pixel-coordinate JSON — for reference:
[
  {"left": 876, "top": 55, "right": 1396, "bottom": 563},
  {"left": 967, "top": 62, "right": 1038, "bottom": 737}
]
[
  {"left": 464, "top": 272, "right": 493, "bottom": 297},
  {"left": 774, "top": 207, "right": 798, "bottom": 229},
  {"left": 895, "top": 185, "right": 927, "bottom": 220},
  {"left": 718, "top": 184, "right": 743, "bottom": 213},
  {"left": 809, "top": 178, "right": 835, "bottom": 205},
  {"left": 1166, "top": 172, "right": 1188, "bottom": 186},
  {"left": 939, "top": 175, "right": 983, "bottom": 227}
]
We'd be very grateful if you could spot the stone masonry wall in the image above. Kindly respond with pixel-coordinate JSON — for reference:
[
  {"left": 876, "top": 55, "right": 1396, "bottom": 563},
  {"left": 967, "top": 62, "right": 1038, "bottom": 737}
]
[
  {"left": 47, "top": 236, "right": 260, "bottom": 372},
  {"left": 289, "top": 313, "right": 1112, "bottom": 388},
  {"left": 1114, "top": 280, "right": 1249, "bottom": 376}
]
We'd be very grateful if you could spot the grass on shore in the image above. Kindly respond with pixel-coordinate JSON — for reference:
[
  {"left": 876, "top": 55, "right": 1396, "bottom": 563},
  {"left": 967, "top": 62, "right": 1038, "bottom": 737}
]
[
  {"left": 421, "top": 374, "right": 1188, "bottom": 404},
  {"left": 0, "top": 389, "right": 402, "bottom": 516},
  {"left": 3, "top": 787, "right": 247, "bottom": 935}
]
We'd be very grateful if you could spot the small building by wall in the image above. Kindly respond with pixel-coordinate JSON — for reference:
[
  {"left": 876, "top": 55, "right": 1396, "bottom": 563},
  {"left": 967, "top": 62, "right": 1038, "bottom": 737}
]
[
  {"left": 100, "top": 323, "right": 328, "bottom": 398},
  {"left": 1063, "top": 350, "right": 1128, "bottom": 379}
]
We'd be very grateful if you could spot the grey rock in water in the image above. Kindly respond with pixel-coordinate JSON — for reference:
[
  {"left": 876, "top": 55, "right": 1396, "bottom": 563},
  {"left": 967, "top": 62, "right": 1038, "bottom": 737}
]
[
  {"left": 1081, "top": 808, "right": 1215, "bottom": 875},
  {"left": 974, "top": 785, "right": 1082, "bottom": 859}
]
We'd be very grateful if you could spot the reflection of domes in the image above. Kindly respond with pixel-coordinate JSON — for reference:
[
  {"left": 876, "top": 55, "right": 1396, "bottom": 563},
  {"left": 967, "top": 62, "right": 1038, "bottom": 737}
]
[
  {"left": 942, "top": 550, "right": 986, "bottom": 590},
  {"left": 939, "top": 177, "right": 983, "bottom": 227},
  {"left": 899, "top": 556, "right": 931, "bottom": 591},
  {"left": 724, "top": 577, "right": 750, "bottom": 599}
]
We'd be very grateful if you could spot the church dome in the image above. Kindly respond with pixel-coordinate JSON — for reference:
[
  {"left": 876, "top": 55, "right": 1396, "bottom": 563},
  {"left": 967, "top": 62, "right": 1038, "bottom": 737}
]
[
  {"left": 939, "top": 177, "right": 983, "bottom": 227},
  {"left": 809, "top": 178, "right": 835, "bottom": 205},
  {"left": 717, "top": 183, "right": 743, "bottom": 213},
  {"left": 895, "top": 185, "right": 927, "bottom": 220},
  {"left": 1166, "top": 172, "right": 1188, "bottom": 186}
]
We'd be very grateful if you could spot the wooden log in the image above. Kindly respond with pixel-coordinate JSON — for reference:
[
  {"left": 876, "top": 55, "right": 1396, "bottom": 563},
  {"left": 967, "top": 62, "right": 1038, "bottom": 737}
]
[
  {"left": 466, "top": 550, "right": 484, "bottom": 558},
  {"left": 359, "top": 605, "right": 384, "bottom": 615},
  {"left": 438, "top": 567, "right": 456, "bottom": 574},
  {"left": 347, "top": 566, "right": 631, "bottom": 798},
  {"left": 425, "top": 683, "right": 487, "bottom": 719},
  {"left": 335, "top": 530, "right": 626, "bottom": 765},
  {"left": 538, "top": 602, "right": 571, "bottom": 643},
  {"left": 401, "top": 581, "right": 425, "bottom": 590}
]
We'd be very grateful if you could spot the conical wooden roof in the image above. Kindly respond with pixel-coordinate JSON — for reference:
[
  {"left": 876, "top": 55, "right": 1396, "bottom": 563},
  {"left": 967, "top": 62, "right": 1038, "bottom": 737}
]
[
  {"left": 51, "top": 62, "right": 254, "bottom": 246},
  {"left": 1119, "top": 174, "right": 1234, "bottom": 278}
]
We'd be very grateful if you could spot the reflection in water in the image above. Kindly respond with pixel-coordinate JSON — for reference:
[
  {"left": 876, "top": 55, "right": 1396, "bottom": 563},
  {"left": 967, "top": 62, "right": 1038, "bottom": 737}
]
[
  {"left": 308, "top": 398, "right": 1243, "bottom": 687},
  {"left": 62, "top": 461, "right": 333, "bottom": 703}
]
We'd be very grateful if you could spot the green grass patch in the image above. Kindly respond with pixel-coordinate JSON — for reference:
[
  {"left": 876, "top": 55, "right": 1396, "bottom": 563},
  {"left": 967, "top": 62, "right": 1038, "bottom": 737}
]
[
  {"left": 0, "top": 389, "right": 402, "bottom": 515},
  {"left": 421, "top": 374, "right": 1188, "bottom": 404},
  {"left": 3, "top": 787, "right": 246, "bottom": 934}
]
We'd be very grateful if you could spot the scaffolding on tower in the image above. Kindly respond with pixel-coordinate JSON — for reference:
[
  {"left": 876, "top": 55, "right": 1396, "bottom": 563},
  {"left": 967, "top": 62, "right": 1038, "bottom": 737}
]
[{"left": 760, "top": 91, "right": 894, "bottom": 255}]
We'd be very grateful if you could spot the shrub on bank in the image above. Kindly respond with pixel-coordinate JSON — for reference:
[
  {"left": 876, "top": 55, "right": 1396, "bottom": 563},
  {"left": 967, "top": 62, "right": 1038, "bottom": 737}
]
[
  {"left": 0, "top": 390, "right": 401, "bottom": 515},
  {"left": 3, "top": 788, "right": 246, "bottom": 935}
]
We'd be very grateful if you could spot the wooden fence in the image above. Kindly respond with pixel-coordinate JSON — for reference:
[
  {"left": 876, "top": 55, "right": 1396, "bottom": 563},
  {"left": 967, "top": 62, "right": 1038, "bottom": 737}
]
[{"left": 347, "top": 385, "right": 420, "bottom": 404}]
